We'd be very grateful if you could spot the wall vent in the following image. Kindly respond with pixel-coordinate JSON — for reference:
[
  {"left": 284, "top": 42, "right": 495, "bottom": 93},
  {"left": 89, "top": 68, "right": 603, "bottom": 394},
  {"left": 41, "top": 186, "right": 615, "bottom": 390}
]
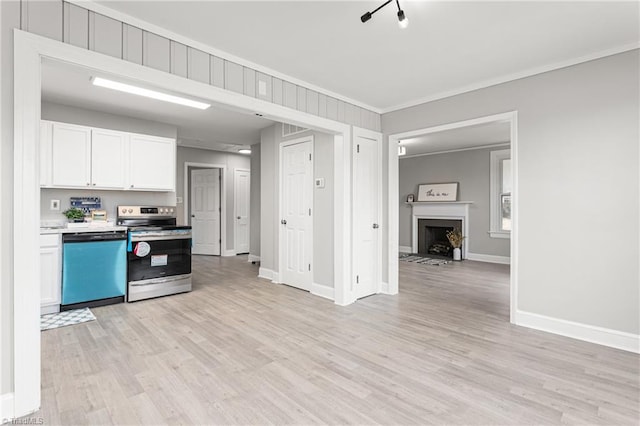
[{"left": 282, "top": 123, "right": 308, "bottom": 137}]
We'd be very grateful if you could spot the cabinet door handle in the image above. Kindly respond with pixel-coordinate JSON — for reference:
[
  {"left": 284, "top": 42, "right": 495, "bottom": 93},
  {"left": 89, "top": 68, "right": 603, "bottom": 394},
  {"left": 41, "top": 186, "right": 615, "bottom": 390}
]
[
  {"left": 130, "top": 184, "right": 134, "bottom": 188},
  {"left": 237, "top": 216, "right": 241, "bottom": 220},
  {"left": 92, "top": 183, "right": 96, "bottom": 186},
  {"left": 86, "top": 182, "right": 90, "bottom": 186}
]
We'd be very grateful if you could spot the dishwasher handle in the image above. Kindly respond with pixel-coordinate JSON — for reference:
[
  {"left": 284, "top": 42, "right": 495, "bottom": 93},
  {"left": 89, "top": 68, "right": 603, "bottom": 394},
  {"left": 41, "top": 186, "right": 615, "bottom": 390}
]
[{"left": 63, "top": 232, "right": 127, "bottom": 243}]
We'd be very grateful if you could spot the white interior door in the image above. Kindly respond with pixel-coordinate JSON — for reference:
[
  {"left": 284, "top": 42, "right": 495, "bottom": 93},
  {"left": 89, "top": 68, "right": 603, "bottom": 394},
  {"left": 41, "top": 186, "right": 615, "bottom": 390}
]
[
  {"left": 191, "top": 168, "right": 221, "bottom": 255},
  {"left": 280, "top": 139, "right": 313, "bottom": 290},
  {"left": 353, "top": 129, "right": 381, "bottom": 299},
  {"left": 234, "top": 169, "right": 251, "bottom": 254}
]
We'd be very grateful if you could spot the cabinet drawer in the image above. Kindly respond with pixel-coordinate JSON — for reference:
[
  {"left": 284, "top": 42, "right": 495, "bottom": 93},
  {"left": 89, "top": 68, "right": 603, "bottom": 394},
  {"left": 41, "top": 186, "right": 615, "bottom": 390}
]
[{"left": 40, "top": 234, "right": 60, "bottom": 247}]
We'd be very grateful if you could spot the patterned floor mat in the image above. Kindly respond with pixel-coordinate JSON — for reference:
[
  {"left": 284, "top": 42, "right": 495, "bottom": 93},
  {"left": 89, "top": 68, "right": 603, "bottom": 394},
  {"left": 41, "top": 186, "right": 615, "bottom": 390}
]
[
  {"left": 399, "top": 253, "right": 451, "bottom": 266},
  {"left": 41, "top": 308, "right": 96, "bottom": 331}
]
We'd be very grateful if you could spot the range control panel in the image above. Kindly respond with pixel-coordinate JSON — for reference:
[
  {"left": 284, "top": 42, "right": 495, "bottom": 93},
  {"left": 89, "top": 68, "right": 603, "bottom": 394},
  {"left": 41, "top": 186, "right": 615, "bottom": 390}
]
[{"left": 117, "top": 205, "right": 176, "bottom": 218}]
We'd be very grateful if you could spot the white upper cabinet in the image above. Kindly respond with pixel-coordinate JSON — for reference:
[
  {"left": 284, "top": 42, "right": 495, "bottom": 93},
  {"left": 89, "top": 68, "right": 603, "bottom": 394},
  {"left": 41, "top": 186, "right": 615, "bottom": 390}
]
[
  {"left": 41, "top": 120, "right": 176, "bottom": 192},
  {"left": 91, "top": 128, "right": 127, "bottom": 189},
  {"left": 51, "top": 122, "right": 92, "bottom": 188},
  {"left": 128, "top": 134, "right": 176, "bottom": 191}
]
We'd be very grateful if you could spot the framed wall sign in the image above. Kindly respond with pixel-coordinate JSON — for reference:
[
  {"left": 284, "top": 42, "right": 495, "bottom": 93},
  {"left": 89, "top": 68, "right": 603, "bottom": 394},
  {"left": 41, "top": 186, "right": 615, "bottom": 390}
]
[{"left": 417, "top": 182, "right": 459, "bottom": 202}]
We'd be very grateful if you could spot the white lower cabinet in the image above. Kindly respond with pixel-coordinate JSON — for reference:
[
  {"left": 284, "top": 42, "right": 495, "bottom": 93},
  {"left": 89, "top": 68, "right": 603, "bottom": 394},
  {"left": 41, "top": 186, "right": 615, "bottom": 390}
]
[{"left": 40, "top": 233, "right": 61, "bottom": 315}]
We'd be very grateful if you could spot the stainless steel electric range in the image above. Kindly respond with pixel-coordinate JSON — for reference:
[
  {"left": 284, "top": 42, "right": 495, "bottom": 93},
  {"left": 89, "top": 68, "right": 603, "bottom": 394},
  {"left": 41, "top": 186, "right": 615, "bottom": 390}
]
[{"left": 117, "top": 206, "right": 192, "bottom": 302}]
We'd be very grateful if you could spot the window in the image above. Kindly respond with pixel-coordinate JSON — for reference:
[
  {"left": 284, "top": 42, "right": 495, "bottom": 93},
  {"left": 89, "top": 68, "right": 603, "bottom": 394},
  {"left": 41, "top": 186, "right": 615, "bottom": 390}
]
[{"left": 490, "top": 149, "right": 511, "bottom": 238}]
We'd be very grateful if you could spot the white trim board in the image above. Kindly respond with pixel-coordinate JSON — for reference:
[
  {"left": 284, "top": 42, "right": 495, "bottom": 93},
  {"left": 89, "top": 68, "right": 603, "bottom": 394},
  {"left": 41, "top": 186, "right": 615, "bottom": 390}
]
[
  {"left": 258, "top": 267, "right": 277, "bottom": 282},
  {"left": 399, "top": 245, "right": 412, "bottom": 253},
  {"left": 515, "top": 310, "right": 640, "bottom": 354},
  {"left": 248, "top": 254, "right": 260, "bottom": 263},
  {"left": 66, "top": 0, "right": 381, "bottom": 114},
  {"left": 1, "top": 393, "right": 15, "bottom": 423},
  {"left": 466, "top": 252, "right": 511, "bottom": 265},
  {"left": 223, "top": 250, "right": 236, "bottom": 257},
  {"left": 311, "top": 283, "right": 334, "bottom": 301},
  {"left": 400, "top": 142, "right": 510, "bottom": 160}
]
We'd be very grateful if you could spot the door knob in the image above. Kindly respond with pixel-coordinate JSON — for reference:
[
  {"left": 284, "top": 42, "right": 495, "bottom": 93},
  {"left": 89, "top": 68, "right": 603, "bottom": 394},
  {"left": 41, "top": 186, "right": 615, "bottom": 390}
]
[
  {"left": 373, "top": 223, "right": 379, "bottom": 229},
  {"left": 237, "top": 216, "right": 241, "bottom": 220},
  {"left": 281, "top": 219, "right": 287, "bottom": 225},
  {"left": 191, "top": 214, "right": 195, "bottom": 218}
]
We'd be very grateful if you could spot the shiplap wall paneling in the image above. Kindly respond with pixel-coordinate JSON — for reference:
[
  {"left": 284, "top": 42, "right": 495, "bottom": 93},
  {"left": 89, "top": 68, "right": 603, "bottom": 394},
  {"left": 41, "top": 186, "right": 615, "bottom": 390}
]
[
  {"left": 21, "top": 0, "right": 63, "bottom": 41},
  {"left": 142, "top": 31, "right": 171, "bottom": 73},
  {"left": 170, "top": 41, "right": 188, "bottom": 78},
  {"left": 210, "top": 56, "right": 225, "bottom": 88},
  {"left": 187, "top": 48, "right": 209, "bottom": 84},
  {"left": 63, "top": 2, "right": 88, "bottom": 49},
  {"left": 344, "top": 103, "right": 354, "bottom": 126},
  {"left": 307, "top": 90, "right": 319, "bottom": 116},
  {"left": 256, "top": 72, "right": 273, "bottom": 102},
  {"left": 89, "top": 12, "right": 122, "bottom": 58},
  {"left": 318, "top": 94, "right": 328, "bottom": 118},
  {"left": 283, "top": 82, "right": 297, "bottom": 109},
  {"left": 225, "top": 61, "right": 244, "bottom": 94},
  {"left": 326, "top": 97, "right": 338, "bottom": 121},
  {"left": 297, "top": 87, "right": 307, "bottom": 113},
  {"left": 123, "top": 24, "right": 143, "bottom": 65},
  {"left": 272, "top": 78, "right": 283, "bottom": 105},
  {"left": 337, "top": 100, "right": 346, "bottom": 123},
  {"left": 244, "top": 68, "right": 256, "bottom": 98}
]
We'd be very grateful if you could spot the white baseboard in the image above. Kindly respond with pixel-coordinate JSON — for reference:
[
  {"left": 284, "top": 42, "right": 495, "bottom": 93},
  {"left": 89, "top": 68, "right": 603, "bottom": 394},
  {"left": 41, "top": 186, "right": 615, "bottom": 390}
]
[
  {"left": 1, "top": 392, "right": 14, "bottom": 423},
  {"left": 515, "top": 310, "right": 640, "bottom": 354},
  {"left": 466, "top": 252, "right": 511, "bottom": 265},
  {"left": 311, "top": 283, "right": 334, "bottom": 300},
  {"left": 258, "top": 267, "right": 280, "bottom": 283},
  {"left": 399, "top": 245, "right": 412, "bottom": 253},
  {"left": 222, "top": 249, "right": 236, "bottom": 257},
  {"left": 248, "top": 254, "right": 260, "bottom": 263},
  {"left": 380, "top": 281, "right": 389, "bottom": 293}
]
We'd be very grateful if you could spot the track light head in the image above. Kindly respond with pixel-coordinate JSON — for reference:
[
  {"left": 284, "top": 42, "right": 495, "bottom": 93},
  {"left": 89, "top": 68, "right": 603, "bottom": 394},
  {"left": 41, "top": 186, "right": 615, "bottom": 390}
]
[
  {"left": 360, "top": 0, "right": 408, "bottom": 28},
  {"left": 397, "top": 9, "right": 409, "bottom": 28},
  {"left": 360, "top": 11, "right": 372, "bottom": 23}
]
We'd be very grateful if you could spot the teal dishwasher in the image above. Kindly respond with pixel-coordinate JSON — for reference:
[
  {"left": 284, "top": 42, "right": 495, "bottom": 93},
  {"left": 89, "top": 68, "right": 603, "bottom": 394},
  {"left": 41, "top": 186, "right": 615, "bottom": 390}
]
[{"left": 61, "top": 231, "right": 127, "bottom": 310}]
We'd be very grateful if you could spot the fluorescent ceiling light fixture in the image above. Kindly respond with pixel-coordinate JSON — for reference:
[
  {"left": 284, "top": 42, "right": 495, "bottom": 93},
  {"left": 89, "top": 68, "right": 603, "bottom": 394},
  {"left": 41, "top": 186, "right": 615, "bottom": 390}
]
[
  {"left": 238, "top": 149, "right": 252, "bottom": 154},
  {"left": 92, "top": 77, "right": 210, "bottom": 110}
]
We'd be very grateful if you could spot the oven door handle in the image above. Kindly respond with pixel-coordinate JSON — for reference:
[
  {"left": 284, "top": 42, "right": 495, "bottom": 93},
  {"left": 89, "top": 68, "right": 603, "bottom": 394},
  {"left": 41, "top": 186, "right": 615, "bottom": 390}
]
[
  {"left": 130, "top": 234, "right": 192, "bottom": 242},
  {"left": 129, "top": 274, "right": 192, "bottom": 286}
]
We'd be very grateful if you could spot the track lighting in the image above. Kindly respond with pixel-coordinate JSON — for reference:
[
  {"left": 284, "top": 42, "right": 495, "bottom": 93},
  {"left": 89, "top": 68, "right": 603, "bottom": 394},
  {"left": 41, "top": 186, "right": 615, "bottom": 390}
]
[{"left": 361, "top": 0, "right": 408, "bottom": 29}]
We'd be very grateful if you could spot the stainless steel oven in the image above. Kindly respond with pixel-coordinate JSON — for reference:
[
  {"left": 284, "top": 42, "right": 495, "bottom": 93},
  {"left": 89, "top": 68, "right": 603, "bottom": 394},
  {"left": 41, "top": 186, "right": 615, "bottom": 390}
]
[{"left": 117, "top": 206, "right": 192, "bottom": 302}]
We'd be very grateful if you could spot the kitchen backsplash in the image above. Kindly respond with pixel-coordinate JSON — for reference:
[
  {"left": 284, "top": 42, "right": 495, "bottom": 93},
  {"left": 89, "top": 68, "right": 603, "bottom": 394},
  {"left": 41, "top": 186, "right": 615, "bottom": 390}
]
[{"left": 40, "top": 189, "right": 176, "bottom": 222}]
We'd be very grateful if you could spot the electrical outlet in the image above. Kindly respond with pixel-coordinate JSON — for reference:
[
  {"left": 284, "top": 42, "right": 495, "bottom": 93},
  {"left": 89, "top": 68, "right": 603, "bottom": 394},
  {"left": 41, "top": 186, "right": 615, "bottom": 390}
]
[{"left": 50, "top": 199, "right": 60, "bottom": 211}]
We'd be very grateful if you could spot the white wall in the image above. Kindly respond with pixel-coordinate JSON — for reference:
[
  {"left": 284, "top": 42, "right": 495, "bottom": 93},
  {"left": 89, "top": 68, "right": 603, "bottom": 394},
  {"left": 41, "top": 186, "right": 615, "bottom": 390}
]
[
  {"left": 176, "top": 146, "right": 251, "bottom": 253},
  {"left": 399, "top": 147, "right": 510, "bottom": 257},
  {"left": 383, "top": 50, "right": 640, "bottom": 335},
  {"left": 260, "top": 123, "right": 334, "bottom": 288}
]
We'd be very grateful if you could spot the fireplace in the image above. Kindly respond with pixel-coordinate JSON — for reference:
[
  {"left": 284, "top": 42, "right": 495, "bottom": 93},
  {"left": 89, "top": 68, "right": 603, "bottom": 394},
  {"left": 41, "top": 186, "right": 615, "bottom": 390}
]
[
  {"left": 410, "top": 201, "right": 472, "bottom": 259},
  {"left": 417, "top": 219, "right": 462, "bottom": 258}
]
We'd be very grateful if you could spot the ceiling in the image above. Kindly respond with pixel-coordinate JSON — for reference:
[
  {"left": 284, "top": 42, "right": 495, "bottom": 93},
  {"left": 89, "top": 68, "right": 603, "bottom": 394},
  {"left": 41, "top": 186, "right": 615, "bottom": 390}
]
[
  {"left": 95, "top": 1, "right": 639, "bottom": 112},
  {"left": 399, "top": 120, "right": 510, "bottom": 157},
  {"left": 41, "top": 58, "right": 274, "bottom": 151}
]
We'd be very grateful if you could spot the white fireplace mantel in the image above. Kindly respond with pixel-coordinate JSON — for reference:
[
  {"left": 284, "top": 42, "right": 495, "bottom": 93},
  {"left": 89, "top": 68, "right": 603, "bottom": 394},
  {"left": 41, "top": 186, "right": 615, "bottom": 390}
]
[{"left": 410, "top": 201, "right": 473, "bottom": 258}]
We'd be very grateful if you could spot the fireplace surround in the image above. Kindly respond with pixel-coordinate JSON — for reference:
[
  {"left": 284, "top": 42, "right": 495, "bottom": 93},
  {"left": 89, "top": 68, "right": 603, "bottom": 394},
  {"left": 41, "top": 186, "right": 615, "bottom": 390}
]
[{"left": 411, "top": 201, "right": 472, "bottom": 259}]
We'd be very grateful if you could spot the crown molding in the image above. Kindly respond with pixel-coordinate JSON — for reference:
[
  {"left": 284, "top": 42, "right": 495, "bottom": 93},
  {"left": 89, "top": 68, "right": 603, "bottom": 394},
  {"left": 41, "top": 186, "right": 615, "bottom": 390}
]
[{"left": 381, "top": 42, "right": 640, "bottom": 114}]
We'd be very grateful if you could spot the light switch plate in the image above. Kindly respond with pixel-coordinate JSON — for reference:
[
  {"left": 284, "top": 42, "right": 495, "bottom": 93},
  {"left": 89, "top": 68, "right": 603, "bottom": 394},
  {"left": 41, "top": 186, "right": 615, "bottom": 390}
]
[
  {"left": 314, "top": 178, "right": 325, "bottom": 188},
  {"left": 50, "top": 199, "right": 60, "bottom": 211}
]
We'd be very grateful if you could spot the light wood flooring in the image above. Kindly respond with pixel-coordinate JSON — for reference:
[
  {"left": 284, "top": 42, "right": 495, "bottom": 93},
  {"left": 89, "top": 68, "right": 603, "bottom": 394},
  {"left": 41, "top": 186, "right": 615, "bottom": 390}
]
[{"left": 35, "top": 255, "right": 639, "bottom": 425}]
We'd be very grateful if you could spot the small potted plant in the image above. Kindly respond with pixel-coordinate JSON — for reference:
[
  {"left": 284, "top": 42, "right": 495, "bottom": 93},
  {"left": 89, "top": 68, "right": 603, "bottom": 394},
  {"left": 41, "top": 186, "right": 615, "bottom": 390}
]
[
  {"left": 62, "top": 207, "right": 86, "bottom": 223},
  {"left": 446, "top": 228, "right": 465, "bottom": 261}
]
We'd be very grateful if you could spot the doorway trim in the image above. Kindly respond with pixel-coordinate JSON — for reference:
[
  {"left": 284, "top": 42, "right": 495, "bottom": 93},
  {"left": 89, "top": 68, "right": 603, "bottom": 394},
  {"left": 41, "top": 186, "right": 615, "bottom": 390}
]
[
  {"left": 278, "top": 135, "right": 314, "bottom": 289},
  {"left": 12, "top": 29, "right": 354, "bottom": 417},
  {"left": 387, "top": 111, "right": 518, "bottom": 322},
  {"left": 184, "top": 162, "right": 227, "bottom": 256},
  {"left": 233, "top": 168, "right": 251, "bottom": 255}
]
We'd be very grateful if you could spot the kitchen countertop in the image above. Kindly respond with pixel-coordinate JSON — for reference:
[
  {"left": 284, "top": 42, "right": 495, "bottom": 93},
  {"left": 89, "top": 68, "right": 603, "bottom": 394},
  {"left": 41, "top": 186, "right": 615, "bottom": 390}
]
[{"left": 40, "top": 225, "right": 128, "bottom": 234}]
